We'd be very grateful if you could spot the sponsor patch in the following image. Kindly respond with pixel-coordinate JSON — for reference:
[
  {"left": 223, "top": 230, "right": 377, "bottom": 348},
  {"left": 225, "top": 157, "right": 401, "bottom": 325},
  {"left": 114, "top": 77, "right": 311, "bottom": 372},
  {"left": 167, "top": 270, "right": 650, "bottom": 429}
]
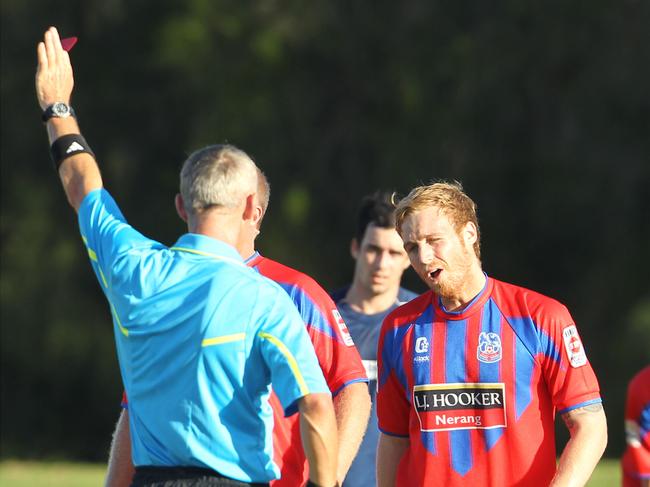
[
  {"left": 477, "top": 332, "right": 502, "bottom": 363},
  {"left": 562, "top": 325, "right": 587, "bottom": 368},
  {"left": 413, "top": 383, "right": 507, "bottom": 432},
  {"left": 332, "top": 309, "right": 355, "bottom": 346}
]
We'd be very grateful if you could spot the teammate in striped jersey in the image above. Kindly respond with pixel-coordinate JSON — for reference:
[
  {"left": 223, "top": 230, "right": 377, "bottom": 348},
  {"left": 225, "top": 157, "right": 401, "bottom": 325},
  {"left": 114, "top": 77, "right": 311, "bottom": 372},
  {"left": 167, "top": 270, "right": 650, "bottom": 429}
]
[
  {"left": 376, "top": 182, "right": 607, "bottom": 487},
  {"left": 244, "top": 170, "right": 370, "bottom": 486},
  {"left": 622, "top": 365, "right": 650, "bottom": 487},
  {"left": 106, "top": 169, "right": 370, "bottom": 487}
]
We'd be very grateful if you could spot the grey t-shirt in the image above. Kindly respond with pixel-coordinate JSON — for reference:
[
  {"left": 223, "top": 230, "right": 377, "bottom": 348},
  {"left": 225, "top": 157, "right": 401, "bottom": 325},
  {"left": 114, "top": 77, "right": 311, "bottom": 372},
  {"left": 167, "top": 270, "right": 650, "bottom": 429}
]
[{"left": 331, "top": 287, "right": 418, "bottom": 487}]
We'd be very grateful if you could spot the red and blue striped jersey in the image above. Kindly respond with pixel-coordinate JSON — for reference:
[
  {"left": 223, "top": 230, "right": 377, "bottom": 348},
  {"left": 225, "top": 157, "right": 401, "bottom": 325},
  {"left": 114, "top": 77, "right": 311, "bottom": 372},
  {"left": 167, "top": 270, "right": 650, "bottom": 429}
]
[
  {"left": 377, "top": 276, "right": 601, "bottom": 486},
  {"left": 247, "top": 252, "right": 368, "bottom": 487},
  {"left": 622, "top": 365, "right": 650, "bottom": 487}
]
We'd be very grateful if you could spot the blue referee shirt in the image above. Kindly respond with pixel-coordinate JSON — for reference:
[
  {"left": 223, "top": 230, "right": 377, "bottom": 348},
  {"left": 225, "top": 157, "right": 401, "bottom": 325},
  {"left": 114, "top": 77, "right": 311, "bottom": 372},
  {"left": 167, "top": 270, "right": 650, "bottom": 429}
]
[{"left": 78, "top": 189, "right": 329, "bottom": 482}]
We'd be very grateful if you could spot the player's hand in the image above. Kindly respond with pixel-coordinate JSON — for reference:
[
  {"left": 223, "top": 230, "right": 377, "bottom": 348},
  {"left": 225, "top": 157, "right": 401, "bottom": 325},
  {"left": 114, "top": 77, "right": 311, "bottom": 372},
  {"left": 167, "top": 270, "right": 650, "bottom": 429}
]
[{"left": 35, "top": 26, "right": 74, "bottom": 110}]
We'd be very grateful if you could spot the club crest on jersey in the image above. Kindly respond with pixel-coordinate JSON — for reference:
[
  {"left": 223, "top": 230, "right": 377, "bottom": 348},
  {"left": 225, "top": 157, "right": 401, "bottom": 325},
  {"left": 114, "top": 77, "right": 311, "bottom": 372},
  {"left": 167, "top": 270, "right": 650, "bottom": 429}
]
[
  {"left": 413, "top": 382, "right": 507, "bottom": 432},
  {"left": 562, "top": 325, "right": 587, "bottom": 367},
  {"left": 331, "top": 309, "right": 355, "bottom": 346},
  {"left": 477, "top": 332, "right": 502, "bottom": 363}
]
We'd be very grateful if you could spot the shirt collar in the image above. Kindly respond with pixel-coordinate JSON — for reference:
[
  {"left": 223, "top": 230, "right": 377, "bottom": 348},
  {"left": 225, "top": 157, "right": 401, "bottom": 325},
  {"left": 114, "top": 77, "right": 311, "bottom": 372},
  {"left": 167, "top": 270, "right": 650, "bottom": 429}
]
[
  {"left": 171, "top": 233, "right": 245, "bottom": 266},
  {"left": 244, "top": 250, "right": 263, "bottom": 267},
  {"left": 433, "top": 273, "right": 493, "bottom": 321}
]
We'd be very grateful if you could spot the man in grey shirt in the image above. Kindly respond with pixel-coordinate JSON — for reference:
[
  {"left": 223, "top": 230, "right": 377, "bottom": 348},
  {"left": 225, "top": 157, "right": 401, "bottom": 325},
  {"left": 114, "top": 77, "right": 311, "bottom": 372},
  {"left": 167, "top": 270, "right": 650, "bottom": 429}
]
[{"left": 331, "top": 192, "right": 417, "bottom": 487}]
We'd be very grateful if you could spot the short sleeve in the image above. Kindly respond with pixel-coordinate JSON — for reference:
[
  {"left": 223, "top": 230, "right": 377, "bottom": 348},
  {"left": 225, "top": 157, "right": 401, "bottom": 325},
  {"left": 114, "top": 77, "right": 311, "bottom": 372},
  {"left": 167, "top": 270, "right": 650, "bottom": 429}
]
[
  {"left": 292, "top": 284, "right": 367, "bottom": 395},
  {"left": 256, "top": 291, "right": 329, "bottom": 417},
  {"left": 78, "top": 189, "right": 165, "bottom": 297},
  {"left": 536, "top": 301, "right": 601, "bottom": 414},
  {"left": 376, "top": 316, "right": 410, "bottom": 437}
]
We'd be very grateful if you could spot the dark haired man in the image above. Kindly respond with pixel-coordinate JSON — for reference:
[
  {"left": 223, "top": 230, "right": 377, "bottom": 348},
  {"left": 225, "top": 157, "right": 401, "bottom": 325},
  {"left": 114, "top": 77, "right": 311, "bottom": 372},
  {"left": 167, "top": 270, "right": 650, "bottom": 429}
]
[{"left": 330, "top": 192, "right": 416, "bottom": 487}]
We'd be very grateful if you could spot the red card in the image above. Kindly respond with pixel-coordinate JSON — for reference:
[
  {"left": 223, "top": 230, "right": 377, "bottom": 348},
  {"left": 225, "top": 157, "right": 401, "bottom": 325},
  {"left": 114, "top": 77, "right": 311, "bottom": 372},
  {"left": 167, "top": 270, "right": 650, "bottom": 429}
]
[{"left": 61, "top": 37, "right": 78, "bottom": 52}]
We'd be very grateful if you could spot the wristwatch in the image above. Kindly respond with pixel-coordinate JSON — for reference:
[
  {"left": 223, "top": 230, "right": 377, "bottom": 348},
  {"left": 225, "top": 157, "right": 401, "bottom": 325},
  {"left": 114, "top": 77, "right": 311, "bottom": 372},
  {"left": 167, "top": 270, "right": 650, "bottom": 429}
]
[{"left": 42, "top": 102, "right": 76, "bottom": 122}]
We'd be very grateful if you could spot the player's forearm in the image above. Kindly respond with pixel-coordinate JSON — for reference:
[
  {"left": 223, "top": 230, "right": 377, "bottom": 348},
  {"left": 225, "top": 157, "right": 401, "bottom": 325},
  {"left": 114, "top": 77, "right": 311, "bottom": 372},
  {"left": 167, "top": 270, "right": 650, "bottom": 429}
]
[
  {"left": 332, "top": 382, "right": 371, "bottom": 483},
  {"left": 376, "top": 433, "right": 408, "bottom": 487},
  {"left": 47, "top": 118, "right": 103, "bottom": 211},
  {"left": 104, "top": 409, "right": 135, "bottom": 487},
  {"left": 298, "top": 393, "right": 339, "bottom": 487},
  {"left": 36, "top": 27, "right": 103, "bottom": 211},
  {"left": 551, "top": 404, "right": 607, "bottom": 487}
]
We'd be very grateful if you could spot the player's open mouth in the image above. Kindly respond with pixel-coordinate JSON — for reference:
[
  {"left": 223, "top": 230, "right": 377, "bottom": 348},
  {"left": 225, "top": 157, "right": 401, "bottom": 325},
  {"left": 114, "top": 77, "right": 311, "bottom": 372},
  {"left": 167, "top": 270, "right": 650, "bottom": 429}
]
[{"left": 429, "top": 269, "right": 442, "bottom": 279}]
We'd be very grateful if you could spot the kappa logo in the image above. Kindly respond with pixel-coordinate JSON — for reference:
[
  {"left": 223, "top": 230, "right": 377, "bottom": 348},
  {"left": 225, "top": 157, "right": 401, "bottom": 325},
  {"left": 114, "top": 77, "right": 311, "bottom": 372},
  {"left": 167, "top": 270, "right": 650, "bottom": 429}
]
[
  {"left": 66, "top": 141, "right": 85, "bottom": 154},
  {"left": 562, "top": 325, "right": 587, "bottom": 368},
  {"left": 331, "top": 309, "right": 355, "bottom": 347},
  {"left": 477, "top": 332, "right": 502, "bottom": 363}
]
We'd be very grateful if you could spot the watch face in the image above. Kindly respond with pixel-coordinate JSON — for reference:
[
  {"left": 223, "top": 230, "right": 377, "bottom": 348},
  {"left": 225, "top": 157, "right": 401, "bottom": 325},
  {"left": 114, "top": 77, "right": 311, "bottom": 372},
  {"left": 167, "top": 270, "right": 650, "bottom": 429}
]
[{"left": 52, "top": 102, "right": 71, "bottom": 117}]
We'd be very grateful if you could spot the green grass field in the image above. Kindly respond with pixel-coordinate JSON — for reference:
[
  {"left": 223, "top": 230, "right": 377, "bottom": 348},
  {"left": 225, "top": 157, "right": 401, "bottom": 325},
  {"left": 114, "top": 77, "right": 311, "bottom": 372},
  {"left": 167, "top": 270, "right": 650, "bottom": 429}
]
[
  {"left": 0, "top": 460, "right": 106, "bottom": 487},
  {"left": 0, "top": 458, "right": 620, "bottom": 486}
]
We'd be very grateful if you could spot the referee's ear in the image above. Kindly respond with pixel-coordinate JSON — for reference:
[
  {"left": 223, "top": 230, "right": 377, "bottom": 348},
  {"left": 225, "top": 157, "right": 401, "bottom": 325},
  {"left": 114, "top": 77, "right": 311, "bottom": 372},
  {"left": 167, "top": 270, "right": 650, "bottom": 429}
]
[
  {"left": 175, "top": 194, "right": 189, "bottom": 223},
  {"left": 242, "top": 193, "right": 257, "bottom": 223}
]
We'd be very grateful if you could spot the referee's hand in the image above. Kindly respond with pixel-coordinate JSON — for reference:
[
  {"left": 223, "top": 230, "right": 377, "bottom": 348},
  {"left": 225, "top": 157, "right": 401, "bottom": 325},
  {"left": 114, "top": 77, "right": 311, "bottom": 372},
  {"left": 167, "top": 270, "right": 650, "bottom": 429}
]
[{"left": 36, "top": 26, "right": 74, "bottom": 111}]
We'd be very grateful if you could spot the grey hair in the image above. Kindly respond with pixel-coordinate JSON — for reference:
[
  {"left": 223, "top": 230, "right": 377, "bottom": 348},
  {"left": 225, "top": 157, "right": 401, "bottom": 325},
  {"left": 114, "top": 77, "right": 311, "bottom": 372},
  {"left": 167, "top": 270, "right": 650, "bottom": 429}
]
[{"left": 180, "top": 144, "right": 257, "bottom": 213}]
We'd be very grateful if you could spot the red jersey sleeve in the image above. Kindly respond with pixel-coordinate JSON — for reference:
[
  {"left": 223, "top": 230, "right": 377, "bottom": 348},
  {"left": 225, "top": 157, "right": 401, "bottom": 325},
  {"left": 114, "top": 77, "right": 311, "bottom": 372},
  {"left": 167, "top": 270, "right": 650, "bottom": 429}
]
[
  {"left": 252, "top": 256, "right": 367, "bottom": 394},
  {"left": 529, "top": 294, "right": 601, "bottom": 413},
  {"left": 376, "top": 308, "right": 412, "bottom": 437},
  {"left": 290, "top": 275, "right": 368, "bottom": 394},
  {"left": 623, "top": 366, "right": 650, "bottom": 480}
]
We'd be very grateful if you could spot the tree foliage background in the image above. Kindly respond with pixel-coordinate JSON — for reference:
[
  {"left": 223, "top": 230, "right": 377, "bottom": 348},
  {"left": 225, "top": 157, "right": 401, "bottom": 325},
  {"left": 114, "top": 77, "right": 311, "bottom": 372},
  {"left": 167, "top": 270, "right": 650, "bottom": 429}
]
[{"left": 2, "top": 0, "right": 649, "bottom": 461}]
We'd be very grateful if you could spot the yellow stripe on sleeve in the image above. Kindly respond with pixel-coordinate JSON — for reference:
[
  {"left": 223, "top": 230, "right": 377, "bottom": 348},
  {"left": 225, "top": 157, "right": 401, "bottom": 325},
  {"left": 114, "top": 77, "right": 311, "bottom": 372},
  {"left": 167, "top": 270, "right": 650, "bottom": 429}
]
[
  {"left": 202, "top": 333, "right": 246, "bottom": 347},
  {"left": 258, "top": 332, "right": 309, "bottom": 396},
  {"left": 97, "top": 266, "right": 108, "bottom": 288},
  {"left": 110, "top": 303, "right": 129, "bottom": 337},
  {"left": 87, "top": 247, "right": 98, "bottom": 262},
  {"left": 81, "top": 235, "right": 107, "bottom": 287}
]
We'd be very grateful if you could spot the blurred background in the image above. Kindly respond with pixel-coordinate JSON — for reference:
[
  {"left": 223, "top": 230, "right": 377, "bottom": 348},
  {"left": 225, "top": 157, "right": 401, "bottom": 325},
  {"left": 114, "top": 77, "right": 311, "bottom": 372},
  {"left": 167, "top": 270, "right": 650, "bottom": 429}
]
[{"left": 1, "top": 0, "right": 649, "bottom": 465}]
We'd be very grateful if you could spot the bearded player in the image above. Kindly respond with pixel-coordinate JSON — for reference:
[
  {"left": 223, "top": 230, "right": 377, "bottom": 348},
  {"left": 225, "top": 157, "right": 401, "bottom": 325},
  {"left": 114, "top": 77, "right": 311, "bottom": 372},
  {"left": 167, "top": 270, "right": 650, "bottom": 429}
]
[{"left": 376, "top": 182, "right": 607, "bottom": 486}]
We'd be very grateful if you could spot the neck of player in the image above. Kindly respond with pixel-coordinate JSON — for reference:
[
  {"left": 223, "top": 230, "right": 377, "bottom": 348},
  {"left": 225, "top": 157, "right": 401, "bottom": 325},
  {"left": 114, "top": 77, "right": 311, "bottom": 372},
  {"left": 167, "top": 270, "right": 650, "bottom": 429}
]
[
  {"left": 345, "top": 281, "right": 400, "bottom": 315},
  {"left": 439, "top": 266, "right": 486, "bottom": 312}
]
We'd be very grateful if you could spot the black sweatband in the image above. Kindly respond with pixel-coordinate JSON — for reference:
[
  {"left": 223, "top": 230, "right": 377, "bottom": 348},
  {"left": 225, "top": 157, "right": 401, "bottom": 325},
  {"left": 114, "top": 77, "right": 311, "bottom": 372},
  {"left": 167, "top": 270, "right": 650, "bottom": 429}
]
[{"left": 50, "top": 133, "right": 95, "bottom": 170}]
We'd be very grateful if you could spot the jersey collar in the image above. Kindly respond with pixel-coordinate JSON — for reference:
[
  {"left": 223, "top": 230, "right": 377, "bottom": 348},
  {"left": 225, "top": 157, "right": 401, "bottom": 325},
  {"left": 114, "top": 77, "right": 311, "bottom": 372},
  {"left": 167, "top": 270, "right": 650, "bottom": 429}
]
[
  {"left": 244, "top": 250, "right": 264, "bottom": 268},
  {"left": 433, "top": 273, "right": 493, "bottom": 321},
  {"left": 171, "top": 233, "right": 245, "bottom": 266}
]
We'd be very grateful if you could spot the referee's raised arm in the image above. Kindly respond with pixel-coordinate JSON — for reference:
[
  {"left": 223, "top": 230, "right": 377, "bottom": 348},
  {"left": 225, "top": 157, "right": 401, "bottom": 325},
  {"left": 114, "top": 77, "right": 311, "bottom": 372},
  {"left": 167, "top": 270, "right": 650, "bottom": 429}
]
[
  {"left": 35, "top": 25, "right": 341, "bottom": 487},
  {"left": 36, "top": 26, "right": 101, "bottom": 211}
]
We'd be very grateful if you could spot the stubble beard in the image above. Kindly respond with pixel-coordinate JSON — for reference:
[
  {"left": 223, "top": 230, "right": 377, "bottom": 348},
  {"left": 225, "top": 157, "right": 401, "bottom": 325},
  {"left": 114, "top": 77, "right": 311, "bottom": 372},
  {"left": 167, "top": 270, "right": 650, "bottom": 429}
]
[{"left": 426, "top": 249, "right": 475, "bottom": 300}]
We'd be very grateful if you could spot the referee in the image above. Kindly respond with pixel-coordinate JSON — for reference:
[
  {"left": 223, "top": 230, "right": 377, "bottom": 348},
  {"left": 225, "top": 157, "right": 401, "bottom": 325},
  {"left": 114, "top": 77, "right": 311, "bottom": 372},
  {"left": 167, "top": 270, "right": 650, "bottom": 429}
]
[{"left": 36, "top": 27, "right": 338, "bottom": 487}]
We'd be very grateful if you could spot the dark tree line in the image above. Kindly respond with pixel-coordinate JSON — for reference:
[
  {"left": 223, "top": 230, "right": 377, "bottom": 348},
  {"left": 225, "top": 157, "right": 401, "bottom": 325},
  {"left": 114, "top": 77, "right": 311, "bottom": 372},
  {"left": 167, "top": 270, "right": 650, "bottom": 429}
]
[{"left": 2, "top": 0, "right": 649, "bottom": 460}]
